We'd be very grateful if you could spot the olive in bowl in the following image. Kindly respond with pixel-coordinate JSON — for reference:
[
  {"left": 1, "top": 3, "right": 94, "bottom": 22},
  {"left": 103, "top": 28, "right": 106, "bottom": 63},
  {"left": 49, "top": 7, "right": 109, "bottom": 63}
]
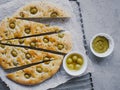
[{"left": 63, "top": 51, "right": 88, "bottom": 76}]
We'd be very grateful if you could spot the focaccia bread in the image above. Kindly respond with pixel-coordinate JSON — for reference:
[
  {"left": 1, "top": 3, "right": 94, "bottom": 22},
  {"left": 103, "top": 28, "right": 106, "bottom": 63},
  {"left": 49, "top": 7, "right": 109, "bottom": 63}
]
[
  {"left": 13, "top": 1, "right": 70, "bottom": 18},
  {"left": 7, "top": 57, "right": 62, "bottom": 85},
  {"left": 0, "top": 1, "right": 71, "bottom": 86},
  {"left": 0, "top": 45, "right": 63, "bottom": 69},
  {"left": 0, "top": 17, "right": 61, "bottom": 40},
  {"left": 1, "top": 31, "right": 72, "bottom": 53}
]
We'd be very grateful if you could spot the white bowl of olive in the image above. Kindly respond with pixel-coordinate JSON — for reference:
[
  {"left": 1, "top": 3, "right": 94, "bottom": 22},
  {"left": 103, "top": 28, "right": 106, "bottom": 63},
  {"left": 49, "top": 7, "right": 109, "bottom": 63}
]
[
  {"left": 90, "top": 33, "right": 114, "bottom": 58},
  {"left": 63, "top": 51, "right": 88, "bottom": 76}
]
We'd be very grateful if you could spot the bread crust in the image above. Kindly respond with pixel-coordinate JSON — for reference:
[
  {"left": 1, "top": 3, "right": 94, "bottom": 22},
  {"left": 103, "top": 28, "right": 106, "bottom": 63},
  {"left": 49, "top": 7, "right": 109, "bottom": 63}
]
[
  {"left": 0, "top": 1, "right": 72, "bottom": 85},
  {"left": 0, "top": 17, "right": 62, "bottom": 40},
  {"left": 0, "top": 45, "right": 63, "bottom": 69},
  {"left": 13, "top": 1, "right": 70, "bottom": 18},
  {"left": 1, "top": 31, "right": 72, "bottom": 53},
  {"left": 7, "top": 57, "right": 63, "bottom": 85}
]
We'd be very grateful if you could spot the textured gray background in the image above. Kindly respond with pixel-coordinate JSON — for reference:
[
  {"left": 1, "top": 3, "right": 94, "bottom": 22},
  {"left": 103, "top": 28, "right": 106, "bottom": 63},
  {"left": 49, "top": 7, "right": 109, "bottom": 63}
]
[
  {"left": 78, "top": 0, "right": 120, "bottom": 90},
  {"left": 0, "top": 0, "right": 120, "bottom": 90}
]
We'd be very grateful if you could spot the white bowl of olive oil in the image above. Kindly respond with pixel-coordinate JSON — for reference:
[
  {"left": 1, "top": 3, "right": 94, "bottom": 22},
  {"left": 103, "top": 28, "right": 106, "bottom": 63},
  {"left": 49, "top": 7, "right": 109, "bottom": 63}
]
[
  {"left": 63, "top": 51, "right": 88, "bottom": 76},
  {"left": 90, "top": 33, "right": 114, "bottom": 58}
]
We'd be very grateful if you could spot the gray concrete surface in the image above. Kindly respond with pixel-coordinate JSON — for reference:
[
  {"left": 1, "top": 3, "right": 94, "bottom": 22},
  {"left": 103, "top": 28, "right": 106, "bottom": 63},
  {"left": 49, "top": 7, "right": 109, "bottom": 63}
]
[
  {"left": 79, "top": 0, "right": 120, "bottom": 90},
  {"left": 0, "top": 0, "right": 120, "bottom": 90}
]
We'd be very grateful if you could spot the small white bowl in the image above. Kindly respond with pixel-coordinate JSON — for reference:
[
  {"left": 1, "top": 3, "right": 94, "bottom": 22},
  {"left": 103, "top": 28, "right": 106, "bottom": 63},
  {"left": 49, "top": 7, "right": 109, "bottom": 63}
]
[
  {"left": 63, "top": 51, "right": 88, "bottom": 76},
  {"left": 90, "top": 33, "right": 114, "bottom": 58}
]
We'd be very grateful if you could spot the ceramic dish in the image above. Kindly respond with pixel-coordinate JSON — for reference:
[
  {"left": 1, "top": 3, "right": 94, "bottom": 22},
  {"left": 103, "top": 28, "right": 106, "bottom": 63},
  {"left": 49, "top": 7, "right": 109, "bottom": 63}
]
[
  {"left": 63, "top": 51, "right": 88, "bottom": 76},
  {"left": 90, "top": 33, "right": 114, "bottom": 58}
]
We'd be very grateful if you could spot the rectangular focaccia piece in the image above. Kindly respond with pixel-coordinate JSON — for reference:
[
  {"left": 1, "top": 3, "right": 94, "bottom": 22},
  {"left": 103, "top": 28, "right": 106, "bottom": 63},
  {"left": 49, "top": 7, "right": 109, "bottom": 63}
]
[
  {"left": 0, "top": 45, "right": 63, "bottom": 69},
  {"left": 7, "top": 58, "right": 62, "bottom": 85},
  {"left": 0, "top": 17, "right": 61, "bottom": 40},
  {"left": 13, "top": 1, "right": 70, "bottom": 18},
  {"left": 1, "top": 31, "right": 72, "bottom": 53}
]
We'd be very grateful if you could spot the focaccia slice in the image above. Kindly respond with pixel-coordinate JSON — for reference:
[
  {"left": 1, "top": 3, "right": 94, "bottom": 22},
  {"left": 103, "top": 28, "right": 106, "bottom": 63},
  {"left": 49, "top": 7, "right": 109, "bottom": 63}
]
[
  {"left": 0, "top": 45, "right": 63, "bottom": 69},
  {"left": 13, "top": 1, "right": 70, "bottom": 18},
  {"left": 0, "top": 17, "right": 61, "bottom": 40},
  {"left": 1, "top": 31, "right": 72, "bottom": 53},
  {"left": 7, "top": 58, "right": 62, "bottom": 85}
]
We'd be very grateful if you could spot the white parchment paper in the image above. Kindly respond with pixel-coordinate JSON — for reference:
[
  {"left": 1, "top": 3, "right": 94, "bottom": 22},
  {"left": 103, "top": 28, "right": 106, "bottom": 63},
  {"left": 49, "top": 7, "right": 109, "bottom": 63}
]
[{"left": 0, "top": 0, "right": 93, "bottom": 90}]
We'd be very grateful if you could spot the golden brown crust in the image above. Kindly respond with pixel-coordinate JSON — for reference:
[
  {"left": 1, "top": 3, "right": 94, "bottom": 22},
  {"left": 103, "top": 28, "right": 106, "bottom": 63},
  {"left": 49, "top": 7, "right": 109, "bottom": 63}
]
[
  {"left": 13, "top": 1, "right": 70, "bottom": 18},
  {"left": 0, "top": 17, "right": 62, "bottom": 40},
  {"left": 2, "top": 31, "right": 72, "bottom": 53},
  {"left": 0, "top": 1, "right": 71, "bottom": 85},
  {"left": 0, "top": 45, "right": 63, "bottom": 69},
  {"left": 7, "top": 57, "right": 63, "bottom": 85}
]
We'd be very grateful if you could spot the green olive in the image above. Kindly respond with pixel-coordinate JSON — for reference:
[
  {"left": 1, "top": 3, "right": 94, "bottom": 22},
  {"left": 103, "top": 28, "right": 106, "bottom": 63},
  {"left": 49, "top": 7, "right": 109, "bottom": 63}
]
[
  {"left": 77, "top": 58, "right": 83, "bottom": 65},
  {"left": 50, "top": 12, "right": 58, "bottom": 17},
  {"left": 13, "top": 60, "right": 18, "bottom": 66},
  {"left": 43, "top": 56, "right": 50, "bottom": 64},
  {"left": 43, "top": 38, "right": 49, "bottom": 43},
  {"left": 11, "top": 50, "right": 17, "bottom": 57},
  {"left": 30, "top": 7, "right": 38, "bottom": 14},
  {"left": 24, "top": 73, "right": 31, "bottom": 79},
  {"left": 24, "top": 27, "right": 31, "bottom": 34},
  {"left": 75, "top": 64, "right": 81, "bottom": 70},
  {"left": 66, "top": 58, "right": 72, "bottom": 64},
  {"left": 72, "top": 55, "right": 78, "bottom": 62},
  {"left": 67, "top": 64, "right": 74, "bottom": 70},
  {"left": 25, "top": 53, "right": 32, "bottom": 59},
  {"left": 20, "top": 12, "right": 24, "bottom": 17},
  {"left": 36, "top": 67, "right": 42, "bottom": 73},
  {"left": 30, "top": 42, "right": 36, "bottom": 47},
  {"left": 9, "top": 22, "right": 15, "bottom": 29},
  {"left": 18, "top": 39, "right": 24, "bottom": 44},
  {"left": 43, "top": 57, "right": 50, "bottom": 61},
  {"left": 24, "top": 60, "right": 30, "bottom": 64},
  {"left": 7, "top": 41, "right": 12, "bottom": 44},
  {"left": 44, "top": 61, "right": 50, "bottom": 64},
  {"left": 0, "top": 44, "right": 5, "bottom": 48},
  {"left": 57, "top": 44, "right": 64, "bottom": 50},
  {"left": 58, "top": 33, "right": 64, "bottom": 38}
]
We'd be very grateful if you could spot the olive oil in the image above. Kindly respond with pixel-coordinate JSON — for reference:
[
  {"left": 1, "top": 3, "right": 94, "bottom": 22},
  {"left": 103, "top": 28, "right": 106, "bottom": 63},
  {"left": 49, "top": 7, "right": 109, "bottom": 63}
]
[
  {"left": 92, "top": 36, "right": 109, "bottom": 53},
  {"left": 66, "top": 54, "right": 84, "bottom": 70}
]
